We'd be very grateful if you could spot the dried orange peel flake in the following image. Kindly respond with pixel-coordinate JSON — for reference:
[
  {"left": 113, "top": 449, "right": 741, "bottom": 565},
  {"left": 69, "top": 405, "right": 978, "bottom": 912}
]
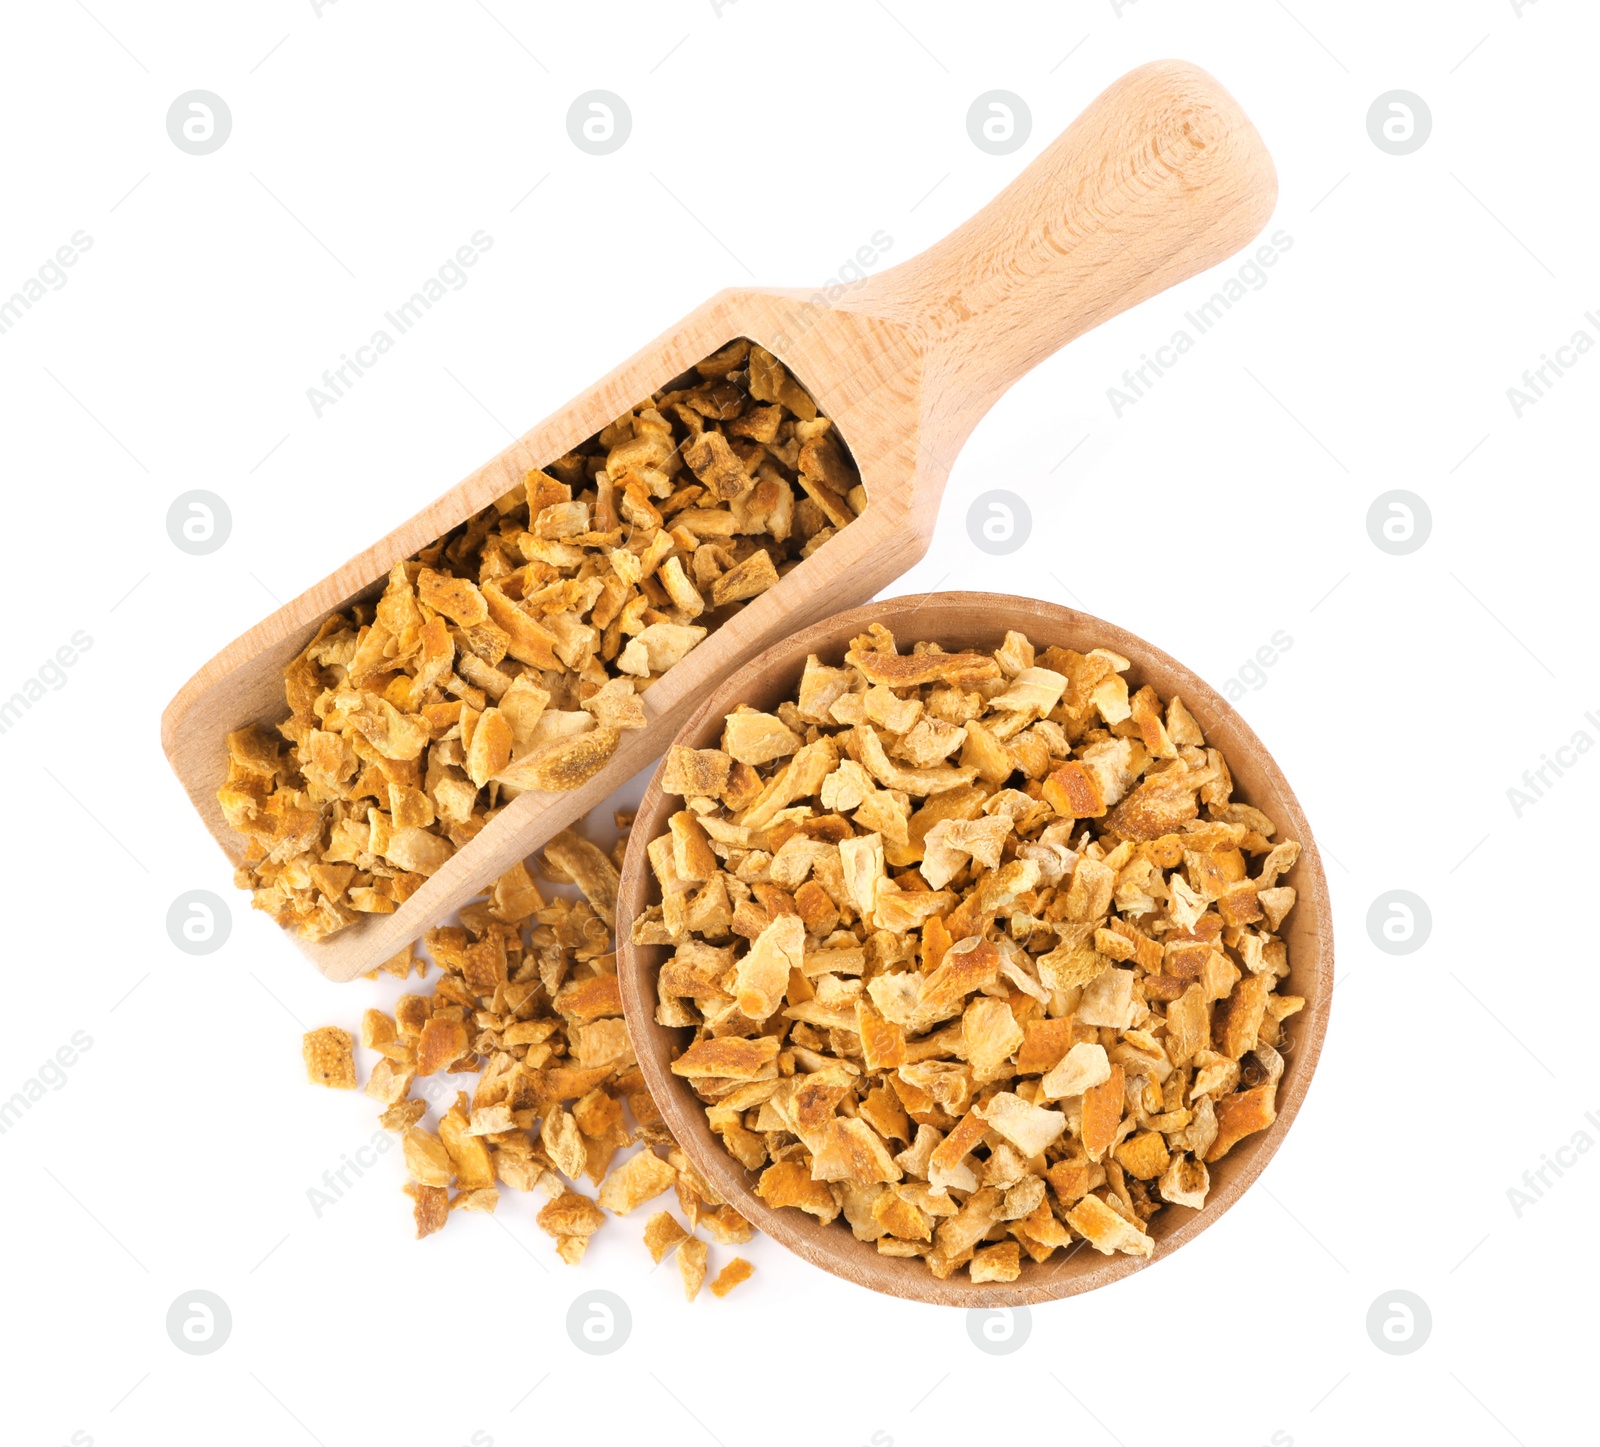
[
  {"left": 302, "top": 1027, "right": 356, "bottom": 1089},
  {"left": 220, "top": 338, "right": 863, "bottom": 940},
  {"left": 636, "top": 626, "right": 1305, "bottom": 1282}
]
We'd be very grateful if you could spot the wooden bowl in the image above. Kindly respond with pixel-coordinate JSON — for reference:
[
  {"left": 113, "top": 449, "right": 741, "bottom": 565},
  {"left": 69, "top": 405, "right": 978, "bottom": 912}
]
[{"left": 616, "top": 592, "right": 1332, "bottom": 1307}]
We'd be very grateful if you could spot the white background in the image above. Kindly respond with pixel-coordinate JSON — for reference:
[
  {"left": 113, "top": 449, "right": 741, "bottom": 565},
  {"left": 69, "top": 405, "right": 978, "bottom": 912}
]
[{"left": 1, "top": 2, "right": 1592, "bottom": 1444}]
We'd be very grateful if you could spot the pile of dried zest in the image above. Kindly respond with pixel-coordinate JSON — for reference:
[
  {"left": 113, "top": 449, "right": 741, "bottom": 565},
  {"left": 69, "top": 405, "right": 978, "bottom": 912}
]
[
  {"left": 633, "top": 625, "right": 1306, "bottom": 1283},
  {"left": 220, "top": 338, "right": 864, "bottom": 940},
  {"left": 302, "top": 826, "right": 757, "bottom": 1299}
]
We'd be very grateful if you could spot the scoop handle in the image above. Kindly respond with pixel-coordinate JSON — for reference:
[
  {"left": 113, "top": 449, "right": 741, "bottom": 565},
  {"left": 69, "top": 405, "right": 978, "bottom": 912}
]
[{"left": 848, "top": 60, "right": 1278, "bottom": 457}]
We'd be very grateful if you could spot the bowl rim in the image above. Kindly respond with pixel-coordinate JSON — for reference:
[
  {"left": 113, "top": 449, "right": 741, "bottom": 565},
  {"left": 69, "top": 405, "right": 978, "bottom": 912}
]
[{"left": 616, "top": 591, "right": 1333, "bottom": 1307}]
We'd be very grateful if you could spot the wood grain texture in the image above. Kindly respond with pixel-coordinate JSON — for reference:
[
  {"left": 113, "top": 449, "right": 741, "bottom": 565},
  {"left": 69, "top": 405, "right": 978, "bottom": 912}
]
[
  {"left": 616, "top": 594, "right": 1332, "bottom": 1308},
  {"left": 161, "top": 62, "right": 1276, "bottom": 980}
]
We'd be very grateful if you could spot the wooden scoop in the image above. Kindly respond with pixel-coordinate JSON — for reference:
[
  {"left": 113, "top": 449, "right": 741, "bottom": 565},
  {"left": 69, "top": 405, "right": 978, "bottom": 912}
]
[{"left": 161, "top": 60, "right": 1277, "bottom": 982}]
